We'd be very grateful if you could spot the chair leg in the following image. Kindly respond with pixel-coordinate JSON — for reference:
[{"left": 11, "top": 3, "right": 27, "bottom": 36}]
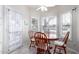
[
  {"left": 64, "top": 47, "right": 67, "bottom": 54},
  {"left": 53, "top": 45, "right": 57, "bottom": 54},
  {"left": 29, "top": 41, "right": 35, "bottom": 48},
  {"left": 29, "top": 42, "right": 32, "bottom": 48},
  {"left": 37, "top": 49, "right": 39, "bottom": 54},
  {"left": 46, "top": 48, "right": 51, "bottom": 54},
  {"left": 59, "top": 49, "right": 61, "bottom": 54},
  {"left": 29, "top": 41, "right": 33, "bottom": 48}
]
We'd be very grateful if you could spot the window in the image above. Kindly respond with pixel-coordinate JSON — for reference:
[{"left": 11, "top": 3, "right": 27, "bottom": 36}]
[
  {"left": 61, "top": 12, "right": 72, "bottom": 39},
  {"left": 48, "top": 16, "right": 57, "bottom": 38},
  {"left": 31, "top": 17, "right": 38, "bottom": 31},
  {"left": 41, "top": 16, "right": 57, "bottom": 38}
]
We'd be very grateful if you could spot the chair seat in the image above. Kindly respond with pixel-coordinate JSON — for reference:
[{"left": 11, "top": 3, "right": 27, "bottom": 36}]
[
  {"left": 54, "top": 41, "right": 64, "bottom": 46},
  {"left": 31, "top": 38, "right": 35, "bottom": 41}
]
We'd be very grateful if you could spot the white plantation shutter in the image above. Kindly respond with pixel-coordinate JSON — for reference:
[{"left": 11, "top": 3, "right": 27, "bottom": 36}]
[{"left": 7, "top": 8, "right": 23, "bottom": 52}]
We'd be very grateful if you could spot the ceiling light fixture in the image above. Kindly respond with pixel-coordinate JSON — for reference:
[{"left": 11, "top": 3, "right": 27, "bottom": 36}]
[{"left": 36, "top": 5, "right": 48, "bottom": 12}]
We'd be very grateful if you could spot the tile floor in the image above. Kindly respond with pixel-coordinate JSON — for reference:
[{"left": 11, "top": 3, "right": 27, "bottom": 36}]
[{"left": 11, "top": 40, "right": 77, "bottom": 54}]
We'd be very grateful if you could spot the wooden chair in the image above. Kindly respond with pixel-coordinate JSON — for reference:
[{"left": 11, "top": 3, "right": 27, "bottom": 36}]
[
  {"left": 53, "top": 32, "right": 70, "bottom": 54},
  {"left": 28, "top": 31, "right": 35, "bottom": 47},
  {"left": 34, "top": 32, "right": 49, "bottom": 54}
]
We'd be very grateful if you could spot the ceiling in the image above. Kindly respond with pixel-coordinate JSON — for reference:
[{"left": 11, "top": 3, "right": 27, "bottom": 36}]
[{"left": 27, "top": 5, "right": 56, "bottom": 9}]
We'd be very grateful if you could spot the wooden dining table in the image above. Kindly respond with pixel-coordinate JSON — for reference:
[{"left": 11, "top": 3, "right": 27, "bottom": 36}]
[{"left": 48, "top": 38, "right": 59, "bottom": 41}]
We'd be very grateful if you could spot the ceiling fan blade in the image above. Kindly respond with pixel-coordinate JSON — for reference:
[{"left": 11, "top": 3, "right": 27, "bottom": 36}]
[{"left": 36, "top": 7, "right": 41, "bottom": 11}]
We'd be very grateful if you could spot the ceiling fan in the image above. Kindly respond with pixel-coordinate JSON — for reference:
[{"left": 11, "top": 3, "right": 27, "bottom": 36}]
[
  {"left": 36, "top": 5, "right": 55, "bottom": 12},
  {"left": 36, "top": 5, "right": 48, "bottom": 12}
]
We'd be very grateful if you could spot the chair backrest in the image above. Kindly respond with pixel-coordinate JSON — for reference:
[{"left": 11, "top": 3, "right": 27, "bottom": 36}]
[
  {"left": 63, "top": 32, "right": 70, "bottom": 45},
  {"left": 34, "top": 32, "right": 48, "bottom": 48}
]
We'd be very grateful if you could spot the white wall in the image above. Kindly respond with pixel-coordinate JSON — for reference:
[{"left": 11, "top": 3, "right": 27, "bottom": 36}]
[
  {"left": 76, "top": 6, "right": 79, "bottom": 52},
  {"left": 0, "top": 6, "right": 3, "bottom": 53}
]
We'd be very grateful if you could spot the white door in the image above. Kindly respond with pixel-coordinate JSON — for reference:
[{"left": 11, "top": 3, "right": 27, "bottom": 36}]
[{"left": 5, "top": 8, "right": 23, "bottom": 52}]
